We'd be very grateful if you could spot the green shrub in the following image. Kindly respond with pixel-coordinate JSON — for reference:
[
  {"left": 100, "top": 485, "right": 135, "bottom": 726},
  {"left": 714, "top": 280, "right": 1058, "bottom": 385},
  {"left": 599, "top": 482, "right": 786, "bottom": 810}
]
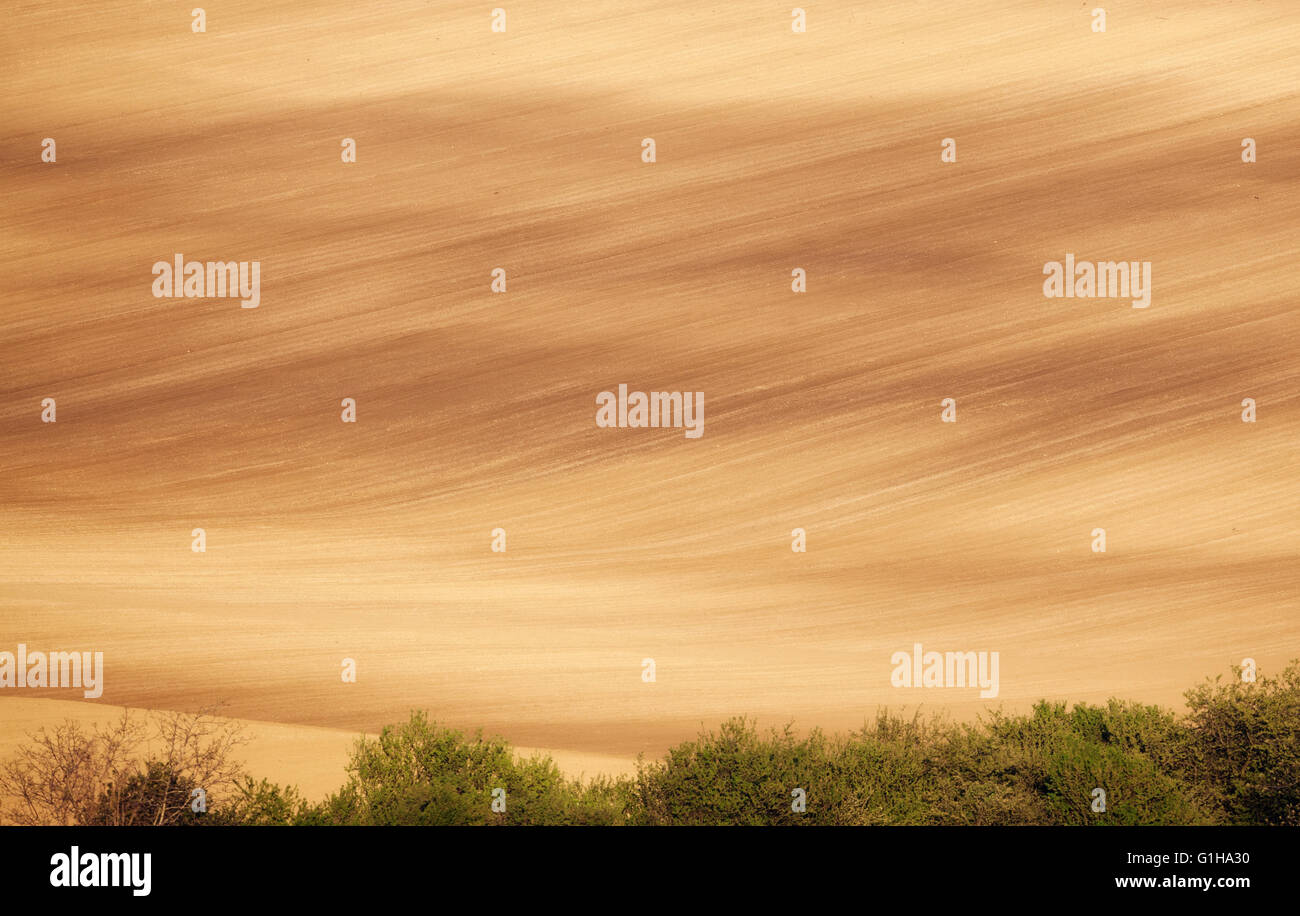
[
  {"left": 309, "top": 711, "right": 624, "bottom": 825},
  {"left": 207, "top": 777, "right": 310, "bottom": 826},
  {"left": 631, "top": 719, "right": 832, "bottom": 825},
  {"left": 9, "top": 661, "right": 1297, "bottom": 826},
  {"left": 1184, "top": 662, "right": 1300, "bottom": 825}
]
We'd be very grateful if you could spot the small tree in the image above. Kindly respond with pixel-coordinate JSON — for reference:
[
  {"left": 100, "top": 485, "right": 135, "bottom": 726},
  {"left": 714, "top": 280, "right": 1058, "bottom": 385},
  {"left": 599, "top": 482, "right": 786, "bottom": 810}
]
[
  {"left": 0, "top": 707, "right": 247, "bottom": 826},
  {"left": 89, "top": 760, "right": 205, "bottom": 826},
  {"left": 206, "top": 777, "right": 310, "bottom": 826}
]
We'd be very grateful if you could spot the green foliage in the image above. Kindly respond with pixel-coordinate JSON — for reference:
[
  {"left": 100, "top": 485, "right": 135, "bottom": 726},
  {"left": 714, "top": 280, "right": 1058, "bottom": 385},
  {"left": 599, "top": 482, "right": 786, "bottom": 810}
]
[
  {"left": 207, "top": 777, "right": 310, "bottom": 826},
  {"left": 20, "top": 662, "right": 1298, "bottom": 826},
  {"left": 1183, "top": 662, "right": 1300, "bottom": 825},
  {"left": 967, "top": 701, "right": 1213, "bottom": 825},
  {"left": 302, "top": 711, "right": 625, "bottom": 825},
  {"left": 627, "top": 703, "right": 1215, "bottom": 826},
  {"left": 623, "top": 698, "right": 1222, "bottom": 826},
  {"left": 630, "top": 719, "right": 830, "bottom": 825},
  {"left": 293, "top": 663, "right": 1298, "bottom": 825}
]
